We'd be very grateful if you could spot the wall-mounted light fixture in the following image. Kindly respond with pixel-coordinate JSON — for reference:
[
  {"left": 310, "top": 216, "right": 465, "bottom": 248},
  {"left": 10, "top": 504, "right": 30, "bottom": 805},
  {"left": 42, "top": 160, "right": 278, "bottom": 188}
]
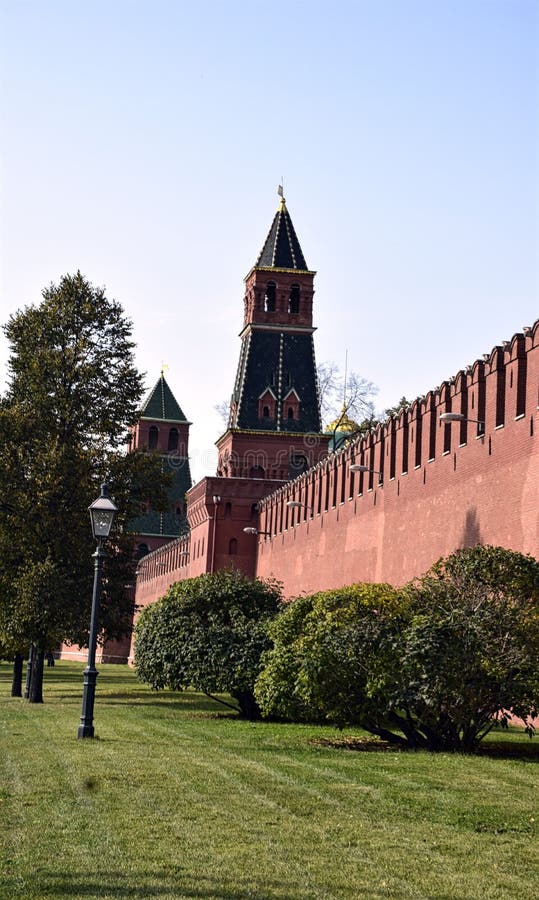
[
  {"left": 439, "top": 412, "right": 484, "bottom": 426},
  {"left": 243, "top": 527, "right": 271, "bottom": 537},
  {"left": 349, "top": 464, "right": 383, "bottom": 476},
  {"left": 286, "top": 500, "right": 313, "bottom": 514}
]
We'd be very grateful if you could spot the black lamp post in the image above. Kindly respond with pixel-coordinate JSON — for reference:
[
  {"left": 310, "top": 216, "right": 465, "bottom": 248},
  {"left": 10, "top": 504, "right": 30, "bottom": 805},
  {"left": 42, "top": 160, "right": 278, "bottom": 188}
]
[{"left": 77, "top": 483, "right": 118, "bottom": 739}]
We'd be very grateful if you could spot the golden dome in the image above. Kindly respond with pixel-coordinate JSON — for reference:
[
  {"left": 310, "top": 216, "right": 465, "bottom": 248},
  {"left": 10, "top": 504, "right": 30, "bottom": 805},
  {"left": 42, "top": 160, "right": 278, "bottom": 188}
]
[{"left": 325, "top": 404, "right": 361, "bottom": 435}]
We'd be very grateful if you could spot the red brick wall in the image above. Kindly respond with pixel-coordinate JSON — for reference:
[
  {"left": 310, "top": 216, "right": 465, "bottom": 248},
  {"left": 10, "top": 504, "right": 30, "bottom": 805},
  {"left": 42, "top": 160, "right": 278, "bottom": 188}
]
[
  {"left": 133, "top": 321, "right": 538, "bottom": 617},
  {"left": 216, "top": 429, "right": 330, "bottom": 480},
  {"left": 255, "top": 323, "right": 538, "bottom": 594}
]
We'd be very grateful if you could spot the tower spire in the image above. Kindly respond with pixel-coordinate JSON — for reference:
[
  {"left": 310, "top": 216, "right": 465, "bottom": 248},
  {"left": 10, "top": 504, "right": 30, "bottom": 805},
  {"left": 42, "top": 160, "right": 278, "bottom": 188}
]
[
  {"left": 254, "top": 194, "right": 308, "bottom": 272},
  {"left": 278, "top": 181, "right": 286, "bottom": 211}
]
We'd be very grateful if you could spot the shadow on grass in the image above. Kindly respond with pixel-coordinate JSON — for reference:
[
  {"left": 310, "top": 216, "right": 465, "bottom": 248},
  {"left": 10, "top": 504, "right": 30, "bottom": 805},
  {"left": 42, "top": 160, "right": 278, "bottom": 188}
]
[
  {"left": 45, "top": 673, "right": 138, "bottom": 684},
  {"left": 0, "top": 666, "right": 137, "bottom": 687},
  {"left": 2, "top": 869, "right": 354, "bottom": 899},
  {"left": 99, "top": 689, "right": 240, "bottom": 712},
  {"left": 475, "top": 740, "right": 539, "bottom": 760},
  {"left": 42, "top": 673, "right": 91, "bottom": 684},
  {"left": 315, "top": 735, "right": 539, "bottom": 761}
]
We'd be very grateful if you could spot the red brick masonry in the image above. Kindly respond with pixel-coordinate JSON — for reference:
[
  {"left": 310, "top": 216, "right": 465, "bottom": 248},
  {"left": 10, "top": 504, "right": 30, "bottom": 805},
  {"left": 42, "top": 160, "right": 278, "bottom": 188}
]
[{"left": 134, "top": 321, "right": 538, "bottom": 627}]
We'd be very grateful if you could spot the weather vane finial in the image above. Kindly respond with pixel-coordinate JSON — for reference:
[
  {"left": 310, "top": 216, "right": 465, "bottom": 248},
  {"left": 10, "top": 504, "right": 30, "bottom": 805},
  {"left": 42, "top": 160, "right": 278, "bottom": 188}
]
[{"left": 278, "top": 179, "right": 286, "bottom": 209}]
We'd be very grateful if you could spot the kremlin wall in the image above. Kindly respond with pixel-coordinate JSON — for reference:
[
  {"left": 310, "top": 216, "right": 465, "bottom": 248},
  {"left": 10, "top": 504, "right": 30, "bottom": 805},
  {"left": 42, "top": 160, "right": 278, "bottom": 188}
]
[
  {"left": 134, "top": 320, "right": 538, "bottom": 605},
  {"left": 129, "top": 197, "right": 538, "bottom": 665},
  {"left": 255, "top": 324, "right": 538, "bottom": 594},
  {"left": 57, "top": 197, "right": 538, "bottom": 664}
]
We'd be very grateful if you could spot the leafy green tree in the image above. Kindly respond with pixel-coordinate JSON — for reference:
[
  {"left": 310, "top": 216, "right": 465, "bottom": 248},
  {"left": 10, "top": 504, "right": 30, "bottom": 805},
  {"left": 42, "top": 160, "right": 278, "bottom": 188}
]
[
  {"left": 255, "top": 547, "right": 539, "bottom": 751},
  {"left": 0, "top": 272, "right": 169, "bottom": 701},
  {"left": 135, "top": 569, "right": 282, "bottom": 719},
  {"left": 427, "top": 544, "right": 539, "bottom": 598},
  {"left": 384, "top": 396, "right": 410, "bottom": 419},
  {"left": 395, "top": 546, "right": 539, "bottom": 750},
  {"left": 4, "top": 271, "right": 142, "bottom": 452},
  {"left": 0, "top": 632, "right": 26, "bottom": 697},
  {"left": 254, "top": 583, "right": 405, "bottom": 733}
]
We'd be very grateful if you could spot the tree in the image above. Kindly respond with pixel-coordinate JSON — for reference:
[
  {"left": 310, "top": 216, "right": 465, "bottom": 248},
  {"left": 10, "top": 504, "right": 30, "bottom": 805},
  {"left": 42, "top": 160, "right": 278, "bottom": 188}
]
[
  {"left": 135, "top": 569, "right": 282, "bottom": 719},
  {"left": 395, "top": 546, "right": 539, "bottom": 750},
  {"left": 214, "top": 398, "right": 231, "bottom": 427},
  {"left": 0, "top": 272, "right": 169, "bottom": 701},
  {"left": 255, "top": 547, "right": 539, "bottom": 751},
  {"left": 254, "top": 584, "right": 405, "bottom": 730},
  {"left": 4, "top": 271, "right": 143, "bottom": 452},
  {"left": 427, "top": 543, "right": 539, "bottom": 598},
  {"left": 317, "top": 362, "right": 377, "bottom": 429},
  {"left": 0, "top": 630, "right": 26, "bottom": 697},
  {"left": 383, "top": 396, "right": 411, "bottom": 419}
]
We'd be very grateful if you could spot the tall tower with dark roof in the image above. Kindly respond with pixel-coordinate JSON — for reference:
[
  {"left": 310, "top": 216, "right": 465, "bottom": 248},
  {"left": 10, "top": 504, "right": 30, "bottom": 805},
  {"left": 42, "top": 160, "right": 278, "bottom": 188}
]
[{"left": 217, "top": 196, "right": 328, "bottom": 480}]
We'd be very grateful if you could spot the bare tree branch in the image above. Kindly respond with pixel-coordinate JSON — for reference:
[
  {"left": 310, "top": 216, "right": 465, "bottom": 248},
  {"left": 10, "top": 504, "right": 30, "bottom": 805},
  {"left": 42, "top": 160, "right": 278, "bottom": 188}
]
[
  {"left": 317, "top": 362, "right": 377, "bottom": 429},
  {"left": 214, "top": 399, "right": 231, "bottom": 426}
]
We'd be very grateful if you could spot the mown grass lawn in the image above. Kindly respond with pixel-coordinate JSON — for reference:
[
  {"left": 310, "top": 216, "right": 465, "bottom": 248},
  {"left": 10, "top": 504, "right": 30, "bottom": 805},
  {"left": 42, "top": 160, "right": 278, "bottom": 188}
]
[{"left": 1, "top": 661, "right": 537, "bottom": 899}]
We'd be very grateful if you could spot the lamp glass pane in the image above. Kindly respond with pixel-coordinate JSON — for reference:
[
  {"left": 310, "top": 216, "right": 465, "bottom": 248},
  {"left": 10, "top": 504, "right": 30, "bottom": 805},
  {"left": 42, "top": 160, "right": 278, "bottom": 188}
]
[{"left": 91, "top": 509, "right": 115, "bottom": 537}]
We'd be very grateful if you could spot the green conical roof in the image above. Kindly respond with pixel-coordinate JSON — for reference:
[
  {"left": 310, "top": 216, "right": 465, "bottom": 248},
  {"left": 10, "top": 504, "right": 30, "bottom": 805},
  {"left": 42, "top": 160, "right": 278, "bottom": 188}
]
[{"left": 140, "top": 373, "right": 189, "bottom": 422}]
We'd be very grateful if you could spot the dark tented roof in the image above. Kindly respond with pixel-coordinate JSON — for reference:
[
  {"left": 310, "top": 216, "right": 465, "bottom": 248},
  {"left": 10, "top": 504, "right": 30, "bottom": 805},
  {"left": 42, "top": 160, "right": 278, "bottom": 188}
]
[
  {"left": 229, "top": 330, "right": 322, "bottom": 433},
  {"left": 255, "top": 200, "right": 308, "bottom": 270}
]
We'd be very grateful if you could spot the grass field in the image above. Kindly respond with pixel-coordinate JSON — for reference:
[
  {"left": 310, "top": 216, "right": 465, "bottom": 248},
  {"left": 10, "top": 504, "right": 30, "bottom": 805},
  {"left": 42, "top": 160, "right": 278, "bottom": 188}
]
[{"left": 1, "top": 661, "right": 537, "bottom": 899}]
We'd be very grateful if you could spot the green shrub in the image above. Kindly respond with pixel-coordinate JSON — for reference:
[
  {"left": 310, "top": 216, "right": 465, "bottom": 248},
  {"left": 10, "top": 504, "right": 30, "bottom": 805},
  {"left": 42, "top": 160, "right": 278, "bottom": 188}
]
[
  {"left": 135, "top": 569, "right": 282, "bottom": 719},
  {"left": 255, "top": 583, "right": 405, "bottom": 730},
  {"left": 396, "top": 546, "right": 539, "bottom": 750},
  {"left": 255, "top": 547, "right": 539, "bottom": 752}
]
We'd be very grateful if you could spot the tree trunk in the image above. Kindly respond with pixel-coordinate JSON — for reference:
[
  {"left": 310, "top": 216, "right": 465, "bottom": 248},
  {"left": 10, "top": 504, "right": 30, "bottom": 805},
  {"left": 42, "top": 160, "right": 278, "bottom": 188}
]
[
  {"left": 27, "top": 647, "right": 45, "bottom": 703},
  {"left": 24, "top": 645, "right": 35, "bottom": 699},
  {"left": 233, "top": 690, "right": 262, "bottom": 721},
  {"left": 11, "top": 653, "right": 23, "bottom": 697}
]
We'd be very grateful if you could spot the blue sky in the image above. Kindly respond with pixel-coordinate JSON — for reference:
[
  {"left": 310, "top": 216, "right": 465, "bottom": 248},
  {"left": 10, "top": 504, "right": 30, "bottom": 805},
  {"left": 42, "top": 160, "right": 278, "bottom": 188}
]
[{"left": 1, "top": 0, "right": 538, "bottom": 480}]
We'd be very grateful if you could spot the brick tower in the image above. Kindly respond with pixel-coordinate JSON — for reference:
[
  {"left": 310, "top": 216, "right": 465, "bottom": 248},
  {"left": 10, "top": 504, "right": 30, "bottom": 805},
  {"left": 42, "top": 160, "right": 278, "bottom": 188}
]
[
  {"left": 180, "top": 195, "right": 330, "bottom": 581},
  {"left": 216, "top": 193, "right": 329, "bottom": 480},
  {"left": 129, "top": 372, "right": 192, "bottom": 557}
]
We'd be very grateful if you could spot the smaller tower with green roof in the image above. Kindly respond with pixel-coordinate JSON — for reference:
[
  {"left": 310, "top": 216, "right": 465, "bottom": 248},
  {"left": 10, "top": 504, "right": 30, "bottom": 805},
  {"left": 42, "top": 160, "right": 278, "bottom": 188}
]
[{"left": 129, "top": 371, "right": 192, "bottom": 556}]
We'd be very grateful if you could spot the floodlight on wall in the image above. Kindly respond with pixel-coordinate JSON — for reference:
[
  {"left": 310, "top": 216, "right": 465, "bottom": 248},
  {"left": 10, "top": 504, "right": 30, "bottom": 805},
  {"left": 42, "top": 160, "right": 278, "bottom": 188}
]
[
  {"left": 286, "top": 500, "right": 313, "bottom": 513},
  {"left": 243, "top": 527, "right": 271, "bottom": 536},
  {"left": 349, "top": 464, "right": 383, "bottom": 476},
  {"left": 439, "top": 413, "right": 484, "bottom": 426}
]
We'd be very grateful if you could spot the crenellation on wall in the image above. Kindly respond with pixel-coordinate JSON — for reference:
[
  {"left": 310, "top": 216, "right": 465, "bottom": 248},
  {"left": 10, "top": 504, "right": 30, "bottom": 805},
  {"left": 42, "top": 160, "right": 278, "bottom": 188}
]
[
  {"left": 257, "top": 321, "right": 537, "bottom": 520},
  {"left": 133, "top": 190, "right": 537, "bottom": 621}
]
